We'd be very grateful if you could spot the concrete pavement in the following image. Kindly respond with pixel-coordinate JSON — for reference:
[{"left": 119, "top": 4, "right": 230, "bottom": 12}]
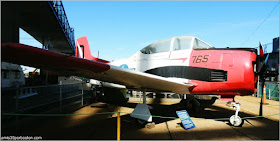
[{"left": 3, "top": 96, "right": 279, "bottom": 140}]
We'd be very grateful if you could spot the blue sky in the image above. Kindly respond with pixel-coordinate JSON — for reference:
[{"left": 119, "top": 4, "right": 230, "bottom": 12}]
[{"left": 20, "top": 1, "right": 279, "bottom": 62}]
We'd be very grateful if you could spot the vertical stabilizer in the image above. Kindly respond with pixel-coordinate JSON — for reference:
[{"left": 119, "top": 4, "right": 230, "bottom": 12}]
[{"left": 76, "top": 36, "right": 109, "bottom": 63}]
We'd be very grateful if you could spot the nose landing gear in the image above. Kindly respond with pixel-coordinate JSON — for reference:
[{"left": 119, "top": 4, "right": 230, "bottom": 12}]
[{"left": 227, "top": 102, "right": 244, "bottom": 127}]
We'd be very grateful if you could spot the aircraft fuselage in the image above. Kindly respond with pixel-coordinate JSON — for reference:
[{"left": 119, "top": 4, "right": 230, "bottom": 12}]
[{"left": 110, "top": 36, "right": 257, "bottom": 96}]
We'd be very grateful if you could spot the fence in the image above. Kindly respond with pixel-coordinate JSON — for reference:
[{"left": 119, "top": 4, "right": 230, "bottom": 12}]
[
  {"left": 1, "top": 82, "right": 92, "bottom": 116},
  {"left": 257, "top": 82, "right": 279, "bottom": 101}
]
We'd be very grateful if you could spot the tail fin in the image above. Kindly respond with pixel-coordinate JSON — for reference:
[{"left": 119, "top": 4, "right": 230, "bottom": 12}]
[{"left": 76, "top": 36, "right": 109, "bottom": 63}]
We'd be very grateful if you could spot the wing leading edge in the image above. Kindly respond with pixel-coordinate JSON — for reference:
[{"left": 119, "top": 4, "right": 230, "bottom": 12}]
[{"left": 2, "top": 43, "right": 193, "bottom": 94}]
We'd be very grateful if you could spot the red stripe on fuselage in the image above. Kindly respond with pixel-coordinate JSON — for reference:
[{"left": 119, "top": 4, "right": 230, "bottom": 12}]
[
  {"left": 188, "top": 49, "right": 257, "bottom": 96},
  {"left": 2, "top": 43, "right": 110, "bottom": 74}
]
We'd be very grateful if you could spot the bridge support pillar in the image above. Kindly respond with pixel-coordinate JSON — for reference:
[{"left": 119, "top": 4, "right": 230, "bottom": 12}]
[{"left": 1, "top": 2, "right": 20, "bottom": 43}]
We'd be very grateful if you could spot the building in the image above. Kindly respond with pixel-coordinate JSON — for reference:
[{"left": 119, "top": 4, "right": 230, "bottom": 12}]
[
  {"left": 266, "top": 37, "right": 279, "bottom": 82},
  {"left": 1, "top": 62, "right": 25, "bottom": 88}
]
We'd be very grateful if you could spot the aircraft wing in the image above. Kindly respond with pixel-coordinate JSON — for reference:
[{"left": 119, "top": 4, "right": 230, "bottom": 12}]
[{"left": 2, "top": 43, "right": 193, "bottom": 94}]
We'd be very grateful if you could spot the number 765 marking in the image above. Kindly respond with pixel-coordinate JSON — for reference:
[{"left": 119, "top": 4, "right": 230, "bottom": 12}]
[{"left": 192, "top": 55, "right": 209, "bottom": 63}]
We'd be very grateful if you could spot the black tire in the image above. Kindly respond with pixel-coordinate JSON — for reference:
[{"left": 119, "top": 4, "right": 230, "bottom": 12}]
[{"left": 136, "top": 119, "right": 148, "bottom": 127}]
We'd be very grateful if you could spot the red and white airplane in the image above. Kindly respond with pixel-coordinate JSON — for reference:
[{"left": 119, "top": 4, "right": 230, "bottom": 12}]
[{"left": 2, "top": 36, "right": 259, "bottom": 126}]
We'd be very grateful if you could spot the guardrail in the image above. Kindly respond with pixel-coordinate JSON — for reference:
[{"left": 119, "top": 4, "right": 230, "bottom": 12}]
[
  {"left": 257, "top": 82, "right": 279, "bottom": 101},
  {"left": 48, "top": 0, "right": 76, "bottom": 54},
  {"left": 1, "top": 82, "right": 91, "bottom": 115}
]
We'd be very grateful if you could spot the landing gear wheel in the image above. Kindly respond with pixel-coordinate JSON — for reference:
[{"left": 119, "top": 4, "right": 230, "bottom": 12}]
[
  {"left": 229, "top": 115, "right": 244, "bottom": 127},
  {"left": 137, "top": 119, "right": 148, "bottom": 126}
]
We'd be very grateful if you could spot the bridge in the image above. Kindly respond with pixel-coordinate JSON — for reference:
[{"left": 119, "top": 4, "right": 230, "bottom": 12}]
[{"left": 2, "top": 1, "right": 75, "bottom": 55}]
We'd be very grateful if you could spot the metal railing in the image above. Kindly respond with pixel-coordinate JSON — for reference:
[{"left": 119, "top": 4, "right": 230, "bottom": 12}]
[
  {"left": 48, "top": 0, "right": 76, "bottom": 54},
  {"left": 257, "top": 82, "right": 279, "bottom": 101},
  {"left": 1, "top": 82, "right": 91, "bottom": 115}
]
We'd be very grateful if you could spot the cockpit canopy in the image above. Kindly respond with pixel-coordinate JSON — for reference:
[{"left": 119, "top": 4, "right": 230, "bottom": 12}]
[{"left": 140, "top": 36, "right": 213, "bottom": 54}]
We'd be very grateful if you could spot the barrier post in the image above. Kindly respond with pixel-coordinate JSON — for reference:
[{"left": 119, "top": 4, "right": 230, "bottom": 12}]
[
  {"left": 256, "top": 76, "right": 260, "bottom": 97},
  {"left": 263, "top": 85, "right": 267, "bottom": 104},
  {"left": 15, "top": 85, "right": 19, "bottom": 114},
  {"left": 81, "top": 82, "right": 84, "bottom": 106},
  {"left": 59, "top": 81, "right": 62, "bottom": 112},
  {"left": 117, "top": 112, "right": 121, "bottom": 140},
  {"left": 15, "top": 85, "right": 20, "bottom": 133},
  {"left": 269, "top": 89, "right": 271, "bottom": 100}
]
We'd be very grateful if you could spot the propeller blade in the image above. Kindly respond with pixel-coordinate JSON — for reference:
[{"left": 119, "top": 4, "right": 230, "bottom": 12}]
[
  {"left": 264, "top": 53, "right": 270, "bottom": 66},
  {"left": 259, "top": 42, "right": 264, "bottom": 58},
  {"left": 257, "top": 42, "right": 270, "bottom": 74},
  {"left": 258, "top": 42, "right": 265, "bottom": 118}
]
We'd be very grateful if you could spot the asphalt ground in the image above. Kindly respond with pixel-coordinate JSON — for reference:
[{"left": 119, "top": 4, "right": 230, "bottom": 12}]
[{"left": 2, "top": 96, "right": 279, "bottom": 140}]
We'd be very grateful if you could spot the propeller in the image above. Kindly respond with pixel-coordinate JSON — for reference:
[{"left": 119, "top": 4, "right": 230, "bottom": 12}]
[
  {"left": 257, "top": 42, "right": 265, "bottom": 117},
  {"left": 257, "top": 42, "right": 278, "bottom": 117}
]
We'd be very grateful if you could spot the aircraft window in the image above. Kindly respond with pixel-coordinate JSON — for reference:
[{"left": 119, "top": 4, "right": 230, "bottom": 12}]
[
  {"left": 173, "top": 37, "right": 192, "bottom": 51},
  {"left": 140, "top": 38, "right": 172, "bottom": 54},
  {"left": 2, "top": 70, "right": 9, "bottom": 79},
  {"left": 193, "top": 38, "right": 213, "bottom": 49},
  {"left": 14, "top": 71, "right": 20, "bottom": 79}
]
